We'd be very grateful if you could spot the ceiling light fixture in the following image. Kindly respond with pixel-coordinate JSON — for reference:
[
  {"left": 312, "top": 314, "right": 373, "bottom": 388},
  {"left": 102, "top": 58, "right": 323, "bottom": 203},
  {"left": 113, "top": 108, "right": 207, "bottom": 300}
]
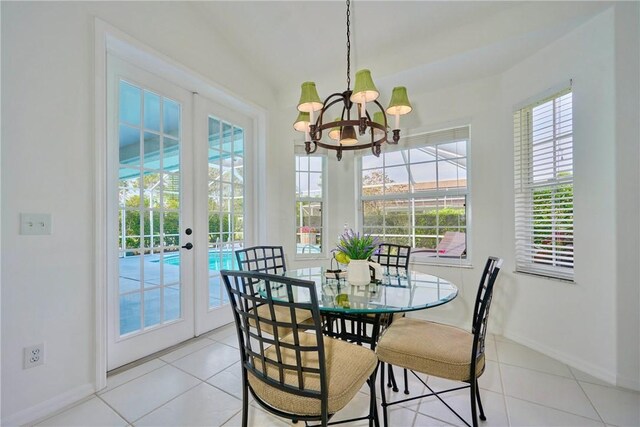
[{"left": 294, "top": 0, "right": 412, "bottom": 161}]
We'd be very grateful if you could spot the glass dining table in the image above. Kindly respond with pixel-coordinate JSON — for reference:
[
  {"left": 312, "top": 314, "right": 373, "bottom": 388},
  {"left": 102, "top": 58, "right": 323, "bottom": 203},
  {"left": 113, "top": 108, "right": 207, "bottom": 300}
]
[
  {"left": 257, "top": 266, "right": 458, "bottom": 392},
  {"left": 266, "top": 266, "right": 459, "bottom": 349}
]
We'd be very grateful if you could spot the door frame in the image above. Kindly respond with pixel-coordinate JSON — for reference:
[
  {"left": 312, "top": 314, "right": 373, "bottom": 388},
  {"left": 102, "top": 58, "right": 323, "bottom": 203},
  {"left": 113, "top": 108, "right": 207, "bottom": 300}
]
[
  {"left": 94, "top": 19, "right": 267, "bottom": 390},
  {"left": 106, "top": 56, "right": 197, "bottom": 370}
]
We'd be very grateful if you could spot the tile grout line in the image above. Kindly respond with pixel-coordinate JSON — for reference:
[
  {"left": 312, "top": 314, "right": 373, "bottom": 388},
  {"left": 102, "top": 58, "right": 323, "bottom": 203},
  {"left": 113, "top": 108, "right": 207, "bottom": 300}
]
[
  {"left": 129, "top": 381, "right": 204, "bottom": 424},
  {"left": 495, "top": 351, "right": 607, "bottom": 422},
  {"left": 496, "top": 359, "right": 574, "bottom": 380},
  {"left": 103, "top": 332, "right": 219, "bottom": 395},
  {"left": 498, "top": 368, "right": 606, "bottom": 423},
  {"left": 167, "top": 347, "right": 240, "bottom": 383},
  {"left": 157, "top": 339, "right": 218, "bottom": 365},
  {"left": 32, "top": 394, "right": 98, "bottom": 426},
  {"left": 413, "top": 374, "right": 464, "bottom": 426},
  {"left": 208, "top": 377, "right": 247, "bottom": 403},
  {"left": 569, "top": 367, "right": 607, "bottom": 425},
  {"left": 95, "top": 393, "right": 136, "bottom": 426},
  {"left": 495, "top": 342, "right": 513, "bottom": 427},
  {"left": 99, "top": 360, "right": 167, "bottom": 396},
  {"left": 506, "top": 394, "right": 610, "bottom": 426}
]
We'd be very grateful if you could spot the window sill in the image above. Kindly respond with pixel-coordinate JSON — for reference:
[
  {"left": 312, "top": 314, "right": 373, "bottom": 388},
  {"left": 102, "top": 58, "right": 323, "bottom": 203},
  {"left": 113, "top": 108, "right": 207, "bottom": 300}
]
[
  {"left": 410, "top": 260, "right": 474, "bottom": 269},
  {"left": 513, "top": 269, "right": 575, "bottom": 284}
]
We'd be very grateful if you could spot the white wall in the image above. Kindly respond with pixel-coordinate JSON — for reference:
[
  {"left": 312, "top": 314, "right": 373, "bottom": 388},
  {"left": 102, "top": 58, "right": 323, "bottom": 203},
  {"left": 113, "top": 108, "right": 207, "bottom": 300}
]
[
  {"left": 276, "top": 5, "right": 639, "bottom": 388},
  {"left": 613, "top": 2, "right": 640, "bottom": 391},
  {"left": 1, "top": 2, "right": 276, "bottom": 424},
  {"left": 499, "top": 8, "right": 618, "bottom": 382}
]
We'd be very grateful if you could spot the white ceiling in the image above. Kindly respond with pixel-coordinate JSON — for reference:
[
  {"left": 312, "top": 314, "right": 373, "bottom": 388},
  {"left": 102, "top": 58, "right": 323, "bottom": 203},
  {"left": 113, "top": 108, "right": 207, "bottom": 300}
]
[{"left": 191, "top": 1, "right": 612, "bottom": 106}]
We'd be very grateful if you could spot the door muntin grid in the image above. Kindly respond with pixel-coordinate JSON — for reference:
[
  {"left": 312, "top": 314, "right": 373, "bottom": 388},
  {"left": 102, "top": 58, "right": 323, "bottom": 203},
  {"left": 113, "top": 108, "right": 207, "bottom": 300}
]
[
  {"left": 118, "top": 80, "right": 183, "bottom": 336},
  {"left": 207, "top": 116, "right": 244, "bottom": 308}
]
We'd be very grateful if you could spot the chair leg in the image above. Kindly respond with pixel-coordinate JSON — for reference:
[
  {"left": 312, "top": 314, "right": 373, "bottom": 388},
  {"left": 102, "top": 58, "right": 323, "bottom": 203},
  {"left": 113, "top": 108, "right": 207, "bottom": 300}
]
[
  {"left": 403, "top": 368, "right": 410, "bottom": 395},
  {"left": 241, "top": 382, "right": 249, "bottom": 427},
  {"left": 469, "top": 378, "right": 479, "bottom": 427},
  {"left": 475, "top": 379, "right": 486, "bottom": 421},
  {"left": 379, "top": 363, "right": 389, "bottom": 427},
  {"left": 387, "top": 365, "right": 399, "bottom": 392},
  {"left": 368, "top": 369, "right": 379, "bottom": 427}
]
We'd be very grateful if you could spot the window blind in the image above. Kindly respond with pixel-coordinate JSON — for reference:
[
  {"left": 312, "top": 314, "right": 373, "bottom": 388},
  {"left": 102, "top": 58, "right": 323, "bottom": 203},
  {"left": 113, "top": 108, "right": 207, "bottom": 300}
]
[{"left": 514, "top": 89, "right": 574, "bottom": 281}]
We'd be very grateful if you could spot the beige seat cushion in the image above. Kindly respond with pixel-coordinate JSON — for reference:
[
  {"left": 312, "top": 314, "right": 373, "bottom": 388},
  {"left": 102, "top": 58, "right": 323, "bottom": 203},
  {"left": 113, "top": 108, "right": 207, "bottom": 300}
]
[
  {"left": 250, "top": 304, "right": 313, "bottom": 337},
  {"left": 376, "top": 317, "right": 484, "bottom": 382},
  {"left": 247, "top": 333, "right": 378, "bottom": 416}
]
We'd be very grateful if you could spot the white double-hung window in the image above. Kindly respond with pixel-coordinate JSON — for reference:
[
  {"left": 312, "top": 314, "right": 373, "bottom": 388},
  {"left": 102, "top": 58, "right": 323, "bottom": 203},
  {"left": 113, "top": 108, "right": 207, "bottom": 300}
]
[
  {"left": 360, "top": 127, "right": 469, "bottom": 263},
  {"left": 295, "top": 155, "right": 325, "bottom": 256},
  {"left": 514, "top": 89, "right": 574, "bottom": 281}
]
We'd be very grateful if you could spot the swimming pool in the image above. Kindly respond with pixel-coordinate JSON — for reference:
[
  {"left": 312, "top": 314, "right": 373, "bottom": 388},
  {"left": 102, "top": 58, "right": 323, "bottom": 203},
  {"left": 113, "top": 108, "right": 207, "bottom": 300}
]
[{"left": 161, "top": 251, "right": 237, "bottom": 270}]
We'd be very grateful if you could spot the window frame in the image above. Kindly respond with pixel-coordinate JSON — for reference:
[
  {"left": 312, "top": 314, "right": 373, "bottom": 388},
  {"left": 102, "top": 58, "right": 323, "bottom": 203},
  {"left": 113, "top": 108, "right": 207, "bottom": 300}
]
[
  {"left": 294, "top": 154, "right": 327, "bottom": 259},
  {"left": 357, "top": 127, "right": 472, "bottom": 266},
  {"left": 514, "top": 88, "right": 574, "bottom": 281}
]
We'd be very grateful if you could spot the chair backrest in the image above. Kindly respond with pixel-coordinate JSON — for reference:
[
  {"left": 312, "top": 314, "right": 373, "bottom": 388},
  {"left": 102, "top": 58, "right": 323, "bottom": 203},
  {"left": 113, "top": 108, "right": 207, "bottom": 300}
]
[
  {"left": 471, "top": 257, "right": 503, "bottom": 362},
  {"left": 436, "top": 231, "right": 466, "bottom": 257},
  {"left": 220, "top": 270, "right": 328, "bottom": 413},
  {"left": 373, "top": 243, "right": 411, "bottom": 271},
  {"left": 235, "top": 245, "right": 287, "bottom": 275}
]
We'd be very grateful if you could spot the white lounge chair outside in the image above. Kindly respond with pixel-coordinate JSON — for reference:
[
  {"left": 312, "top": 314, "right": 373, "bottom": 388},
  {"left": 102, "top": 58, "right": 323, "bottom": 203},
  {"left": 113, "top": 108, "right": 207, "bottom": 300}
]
[{"left": 412, "top": 231, "right": 466, "bottom": 260}]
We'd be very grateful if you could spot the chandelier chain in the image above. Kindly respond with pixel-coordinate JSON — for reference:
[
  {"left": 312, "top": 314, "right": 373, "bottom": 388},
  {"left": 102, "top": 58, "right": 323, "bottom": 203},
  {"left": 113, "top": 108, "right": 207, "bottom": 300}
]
[{"left": 346, "top": 0, "right": 351, "bottom": 90}]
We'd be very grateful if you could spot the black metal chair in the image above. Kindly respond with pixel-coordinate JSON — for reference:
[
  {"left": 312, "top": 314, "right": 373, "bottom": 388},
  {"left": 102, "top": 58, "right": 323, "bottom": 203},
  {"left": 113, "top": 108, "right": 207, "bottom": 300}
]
[
  {"left": 372, "top": 243, "right": 411, "bottom": 274},
  {"left": 235, "top": 245, "right": 287, "bottom": 275},
  {"left": 234, "top": 245, "right": 313, "bottom": 336},
  {"left": 221, "top": 270, "right": 380, "bottom": 427},
  {"left": 375, "top": 257, "right": 503, "bottom": 427},
  {"left": 329, "top": 243, "right": 412, "bottom": 353},
  {"left": 372, "top": 243, "right": 412, "bottom": 393}
]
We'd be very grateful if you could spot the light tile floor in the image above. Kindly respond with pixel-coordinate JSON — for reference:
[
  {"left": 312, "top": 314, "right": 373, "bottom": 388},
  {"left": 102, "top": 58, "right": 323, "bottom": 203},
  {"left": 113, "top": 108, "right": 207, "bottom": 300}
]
[{"left": 35, "top": 326, "right": 640, "bottom": 427}]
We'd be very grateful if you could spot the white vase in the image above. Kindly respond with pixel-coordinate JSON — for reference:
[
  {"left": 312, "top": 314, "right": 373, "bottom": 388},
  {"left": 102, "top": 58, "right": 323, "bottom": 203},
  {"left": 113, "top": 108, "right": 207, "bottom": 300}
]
[{"left": 347, "top": 259, "right": 371, "bottom": 286}]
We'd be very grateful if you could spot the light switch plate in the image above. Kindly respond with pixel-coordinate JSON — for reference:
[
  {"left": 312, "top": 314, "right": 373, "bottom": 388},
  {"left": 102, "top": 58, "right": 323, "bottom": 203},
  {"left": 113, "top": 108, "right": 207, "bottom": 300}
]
[{"left": 20, "top": 213, "right": 52, "bottom": 235}]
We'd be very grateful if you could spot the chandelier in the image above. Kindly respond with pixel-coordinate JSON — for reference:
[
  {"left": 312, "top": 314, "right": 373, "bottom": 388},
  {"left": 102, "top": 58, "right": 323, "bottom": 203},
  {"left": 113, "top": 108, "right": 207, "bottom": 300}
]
[{"left": 294, "top": 0, "right": 412, "bottom": 161}]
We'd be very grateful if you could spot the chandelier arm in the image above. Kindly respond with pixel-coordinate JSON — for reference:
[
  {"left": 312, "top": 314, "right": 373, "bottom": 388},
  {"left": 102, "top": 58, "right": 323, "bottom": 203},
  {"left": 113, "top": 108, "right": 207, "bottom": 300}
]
[
  {"left": 319, "top": 92, "right": 351, "bottom": 116},
  {"left": 311, "top": 91, "right": 354, "bottom": 141},
  {"left": 315, "top": 119, "right": 360, "bottom": 132},
  {"left": 305, "top": 140, "right": 319, "bottom": 154}
]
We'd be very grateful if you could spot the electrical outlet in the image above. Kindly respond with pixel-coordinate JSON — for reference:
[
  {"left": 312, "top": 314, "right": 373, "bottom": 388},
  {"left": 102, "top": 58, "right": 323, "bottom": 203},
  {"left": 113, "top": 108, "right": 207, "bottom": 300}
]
[{"left": 24, "top": 343, "right": 45, "bottom": 369}]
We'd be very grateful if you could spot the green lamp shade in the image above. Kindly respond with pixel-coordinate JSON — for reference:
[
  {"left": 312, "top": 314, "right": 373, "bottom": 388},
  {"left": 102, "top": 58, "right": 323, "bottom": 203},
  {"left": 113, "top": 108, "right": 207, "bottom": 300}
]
[
  {"left": 386, "top": 86, "right": 412, "bottom": 115},
  {"left": 339, "top": 125, "right": 358, "bottom": 145},
  {"left": 371, "top": 111, "right": 387, "bottom": 138},
  {"left": 293, "top": 111, "right": 310, "bottom": 132},
  {"left": 297, "top": 82, "right": 323, "bottom": 113},
  {"left": 350, "top": 69, "right": 379, "bottom": 103},
  {"left": 372, "top": 112, "right": 386, "bottom": 127},
  {"left": 329, "top": 117, "right": 341, "bottom": 141}
]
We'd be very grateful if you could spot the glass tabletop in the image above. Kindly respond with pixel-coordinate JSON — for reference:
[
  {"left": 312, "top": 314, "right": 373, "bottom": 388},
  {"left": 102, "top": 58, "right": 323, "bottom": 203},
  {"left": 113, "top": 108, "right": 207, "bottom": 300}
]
[{"left": 268, "top": 267, "right": 458, "bottom": 314}]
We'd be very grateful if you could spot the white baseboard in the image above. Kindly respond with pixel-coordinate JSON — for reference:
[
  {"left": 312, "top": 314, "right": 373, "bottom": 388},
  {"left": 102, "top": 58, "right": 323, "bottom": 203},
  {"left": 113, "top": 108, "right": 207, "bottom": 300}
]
[
  {"left": 617, "top": 374, "right": 640, "bottom": 392},
  {"left": 1, "top": 383, "right": 95, "bottom": 427},
  {"left": 503, "top": 331, "right": 618, "bottom": 385}
]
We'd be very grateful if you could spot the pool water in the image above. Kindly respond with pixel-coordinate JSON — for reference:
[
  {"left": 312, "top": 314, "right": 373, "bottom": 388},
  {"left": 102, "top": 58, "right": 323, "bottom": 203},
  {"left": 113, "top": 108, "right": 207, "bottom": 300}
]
[{"left": 162, "top": 251, "right": 237, "bottom": 270}]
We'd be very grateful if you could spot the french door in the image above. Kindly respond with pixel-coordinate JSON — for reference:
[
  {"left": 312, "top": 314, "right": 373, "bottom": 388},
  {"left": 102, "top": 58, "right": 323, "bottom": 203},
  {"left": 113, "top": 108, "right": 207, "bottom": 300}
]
[
  {"left": 193, "top": 96, "right": 252, "bottom": 334},
  {"left": 107, "top": 55, "right": 250, "bottom": 369}
]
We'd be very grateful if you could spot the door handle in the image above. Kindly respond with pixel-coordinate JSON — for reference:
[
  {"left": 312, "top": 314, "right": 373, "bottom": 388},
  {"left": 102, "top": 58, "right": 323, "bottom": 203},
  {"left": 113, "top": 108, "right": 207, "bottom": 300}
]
[{"left": 181, "top": 242, "right": 193, "bottom": 250}]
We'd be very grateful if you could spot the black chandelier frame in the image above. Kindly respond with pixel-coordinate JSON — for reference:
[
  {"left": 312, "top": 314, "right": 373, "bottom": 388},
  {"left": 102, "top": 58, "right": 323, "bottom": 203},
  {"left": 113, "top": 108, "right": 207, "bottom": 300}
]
[
  {"left": 305, "top": 90, "right": 401, "bottom": 161},
  {"left": 302, "top": 0, "right": 403, "bottom": 161}
]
